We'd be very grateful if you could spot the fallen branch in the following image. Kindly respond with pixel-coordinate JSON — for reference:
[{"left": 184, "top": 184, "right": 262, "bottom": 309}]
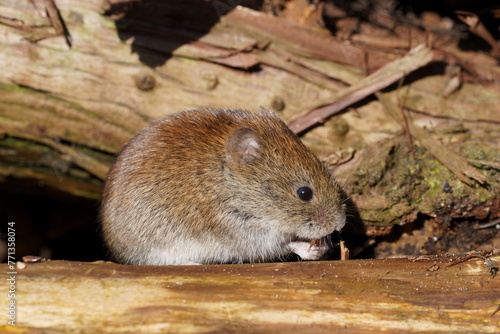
[
  {"left": 288, "top": 44, "right": 433, "bottom": 134},
  {"left": 455, "top": 10, "right": 500, "bottom": 58}
]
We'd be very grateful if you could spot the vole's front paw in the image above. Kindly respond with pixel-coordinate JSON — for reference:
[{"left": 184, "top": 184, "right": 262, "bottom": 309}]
[{"left": 288, "top": 240, "right": 329, "bottom": 260}]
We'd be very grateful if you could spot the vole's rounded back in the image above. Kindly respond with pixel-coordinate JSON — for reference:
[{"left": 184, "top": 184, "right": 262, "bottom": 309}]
[{"left": 101, "top": 108, "right": 345, "bottom": 265}]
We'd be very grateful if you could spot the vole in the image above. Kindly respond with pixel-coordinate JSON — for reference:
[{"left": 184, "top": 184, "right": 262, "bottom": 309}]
[{"left": 100, "top": 108, "right": 346, "bottom": 265}]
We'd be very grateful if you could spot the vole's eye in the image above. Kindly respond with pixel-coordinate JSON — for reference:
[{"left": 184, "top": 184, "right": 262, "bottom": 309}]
[{"left": 296, "top": 186, "right": 313, "bottom": 202}]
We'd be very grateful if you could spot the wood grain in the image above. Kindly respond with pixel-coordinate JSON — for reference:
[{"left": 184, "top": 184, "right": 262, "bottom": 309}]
[{"left": 1, "top": 255, "right": 499, "bottom": 333}]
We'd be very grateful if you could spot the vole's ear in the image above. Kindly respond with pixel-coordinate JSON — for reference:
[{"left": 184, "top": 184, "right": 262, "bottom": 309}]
[{"left": 226, "top": 127, "right": 262, "bottom": 164}]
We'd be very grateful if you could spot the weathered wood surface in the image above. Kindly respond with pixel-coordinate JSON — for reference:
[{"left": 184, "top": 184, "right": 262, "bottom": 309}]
[
  {"left": 0, "top": 0, "right": 499, "bottom": 229},
  {"left": 1, "top": 255, "right": 499, "bottom": 333}
]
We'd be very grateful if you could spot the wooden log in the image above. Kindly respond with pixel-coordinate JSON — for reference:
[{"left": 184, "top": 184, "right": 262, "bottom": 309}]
[{"left": 2, "top": 255, "right": 499, "bottom": 333}]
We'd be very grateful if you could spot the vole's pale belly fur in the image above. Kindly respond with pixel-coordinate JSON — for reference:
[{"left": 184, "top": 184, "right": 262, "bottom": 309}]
[
  {"left": 100, "top": 108, "right": 346, "bottom": 265},
  {"left": 145, "top": 221, "right": 292, "bottom": 265}
]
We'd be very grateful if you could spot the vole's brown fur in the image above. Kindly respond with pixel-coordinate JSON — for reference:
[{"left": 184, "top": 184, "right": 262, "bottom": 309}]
[{"left": 100, "top": 108, "right": 345, "bottom": 265}]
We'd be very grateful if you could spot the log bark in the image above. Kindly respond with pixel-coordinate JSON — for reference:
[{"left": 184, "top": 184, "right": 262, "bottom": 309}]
[
  {"left": 2, "top": 255, "right": 499, "bottom": 333},
  {"left": 0, "top": 1, "right": 499, "bottom": 234}
]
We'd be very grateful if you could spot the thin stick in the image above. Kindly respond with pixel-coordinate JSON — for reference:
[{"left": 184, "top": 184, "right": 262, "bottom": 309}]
[{"left": 288, "top": 44, "right": 433, "bottom": 134}]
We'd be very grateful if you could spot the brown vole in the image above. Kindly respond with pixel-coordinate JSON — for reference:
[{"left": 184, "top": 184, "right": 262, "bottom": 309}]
[{"left": 100, "top": 108, "right": 346, "bottom": 265}]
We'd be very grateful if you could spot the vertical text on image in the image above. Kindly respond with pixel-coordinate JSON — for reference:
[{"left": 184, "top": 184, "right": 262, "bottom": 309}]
[{"left": 6, "top": 221, "right": 17, "bottom": 326}]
